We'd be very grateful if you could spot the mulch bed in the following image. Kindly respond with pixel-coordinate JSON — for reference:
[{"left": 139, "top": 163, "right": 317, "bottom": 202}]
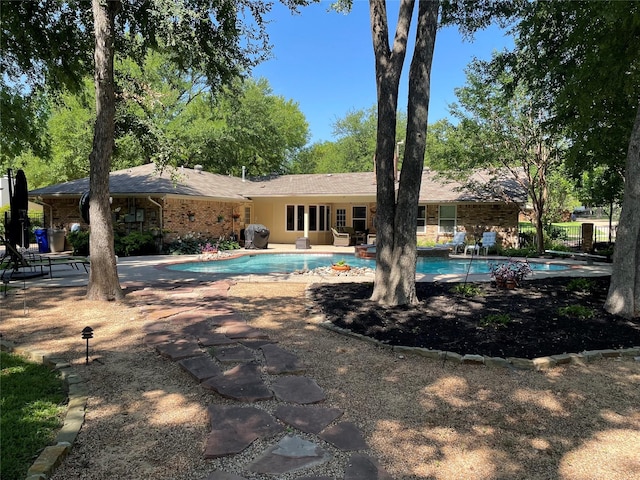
[{"left": 309, "top": 276, "right": 640, "bottom": 358}]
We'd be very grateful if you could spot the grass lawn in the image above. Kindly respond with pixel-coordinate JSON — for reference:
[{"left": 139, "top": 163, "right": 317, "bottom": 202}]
[{"left": 1, "top": 351, "right": 66, "bottom": 480}]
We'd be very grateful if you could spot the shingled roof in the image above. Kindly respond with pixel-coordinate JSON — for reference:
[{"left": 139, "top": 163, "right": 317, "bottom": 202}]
[
  {"left": 30, "top": 163, "right": 248, "bottom": 200},
  {"left": 29, "top": 163, "right": 527, "bottom": 204}
]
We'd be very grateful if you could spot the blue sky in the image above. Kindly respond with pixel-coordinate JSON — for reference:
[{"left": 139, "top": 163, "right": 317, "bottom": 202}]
[{"left": 252, "top": 1, "right": 514, "bottom": 145}]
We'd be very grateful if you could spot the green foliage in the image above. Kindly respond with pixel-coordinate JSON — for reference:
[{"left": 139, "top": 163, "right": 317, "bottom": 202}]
[
  {"left": 289, "top": 106, "right": 410, "bottom": 174},
  {"left": 417, "top": 238, "right": 437, "bottom": 247},
  {"left": 479, "top": 313, "right": 511, "bottom": 328},
  {"left": 216, "top": 238, "right": 240, "bottom": 251},
  {"left": 0, "top": 204, "right": 8, "bottom": 237},
  {"left": 450, "top": 283, "right": 482, "bottom": 297},
  {"left": 558, "top": 305, "right": 594, "bottom": 319},
  {"left": 498, "top": 2, "right": 636, "bottom": 213},
  {"left": 68, "top": 230, "right": 156, "bottom": 256},
  {"left": 1, "top": 352, "right": 66, "bottom": 480},
  {"left": 67, "top": 230, "right": 90, "bottom": 256},
  {"left": 566, "top": 278, "right": 596, "bottom": 293},
  {"left": 114, "top": 231, "right": 156, "bottom": 257},
  {"left": 498, "top": 246, "right": 538, "bottom": 258},
  {"left": 165, "top": 232, "right": 239, "bottom": 255}
]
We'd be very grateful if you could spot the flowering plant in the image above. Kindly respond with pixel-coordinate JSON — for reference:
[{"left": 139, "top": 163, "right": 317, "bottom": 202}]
[
  {"left": 200, "top": 242, "right": 219, "bottom": 254},
  {"left": 489, "top": 259, "right": 532, "bottom": 287}
]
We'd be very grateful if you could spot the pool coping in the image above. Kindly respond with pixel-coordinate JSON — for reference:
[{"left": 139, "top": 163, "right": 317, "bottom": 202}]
[{"left": 157, "top": 250, "right": 612, "bottom": 284}]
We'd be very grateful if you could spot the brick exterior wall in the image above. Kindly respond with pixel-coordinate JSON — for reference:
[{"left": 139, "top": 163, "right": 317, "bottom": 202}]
[
  {"left": 422, "top": 202, "right": 521, "bottom": 248},
  {"left": 42, "top": 196, "right": 520, "bottom": 248},
  {"left": 161, "top": 198, "right": 245, "bottom": 242},
  {"left": 41, "top": 196, "right": 245, "bottom": 247}
]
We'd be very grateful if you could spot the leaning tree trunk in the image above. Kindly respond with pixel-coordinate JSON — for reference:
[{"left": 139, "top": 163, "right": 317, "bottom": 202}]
[
  {"left": 604, "top": 103, "right": 640, "bottom": 318},
  {"left": 370, "top": 0, "right": 438, "bottom": 306},
  {"left": 86, "top": 0, "right": 123, "bottom": 301}
]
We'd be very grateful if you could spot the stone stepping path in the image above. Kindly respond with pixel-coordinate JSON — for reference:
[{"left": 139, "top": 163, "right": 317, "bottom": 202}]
[
  {"left": 125, "top": 280, "right": 394, "bottom": 479},
  {"left": 274, "top": 405, "right": 343, "bottom": 435},
  {"left": 248, "top": 435, "right": 331, "bottom": 475},
  {"left": 205, "top": 405, "right": 283, "bottom": 458},
  {"left": 271, "top": 376, "right": 327, "bottom": 404},
  {"left": 203, "top": 363, "right": 274, "bottom": 402},
  {"left": 262, "top": 343, "right": 305, "bottom": 374}
]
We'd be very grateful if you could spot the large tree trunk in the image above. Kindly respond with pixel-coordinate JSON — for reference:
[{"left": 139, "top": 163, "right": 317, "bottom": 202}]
[
  {"left": 87, "top": 0, "right": 123, "bottom": 301},
  {"left": 370, "top": 0, "right": 438, "bottom": 306},
  {"left": 604, "top": 103, "right": 640, "bottom": 318}
]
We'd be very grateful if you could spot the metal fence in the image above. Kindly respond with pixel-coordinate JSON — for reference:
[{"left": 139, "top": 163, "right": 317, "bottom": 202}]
[
  {"left": 1, "top": 211, "right": 46, "bottom": 253},
  {"left": 518, "top": 222, "right": 617, "bottom": 250}
]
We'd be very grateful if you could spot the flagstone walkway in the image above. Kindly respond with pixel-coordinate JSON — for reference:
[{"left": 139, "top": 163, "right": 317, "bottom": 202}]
[{"left": 127, "top": 279, "right": 393, "bottom": 480}]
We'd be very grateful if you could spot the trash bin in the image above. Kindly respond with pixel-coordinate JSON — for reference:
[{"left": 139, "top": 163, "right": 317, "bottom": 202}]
[
  {"left": 48, "top": 229, "right": 66, "bottom": 253},
  {"left": 34, "top": 228, "right": 50, "bottom": 253}
]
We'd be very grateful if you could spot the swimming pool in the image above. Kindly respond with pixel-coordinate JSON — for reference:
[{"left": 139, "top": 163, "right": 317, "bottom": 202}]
[{"left": 166, "top": 253, "right": 569, "bottom": 276}]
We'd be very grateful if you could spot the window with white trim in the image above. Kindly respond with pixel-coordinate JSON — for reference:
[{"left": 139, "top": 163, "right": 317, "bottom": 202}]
[
  {"left": 438, "top": 204, "right": 456, "bottom": 234},
  {"left": 336, "top": 208, "right": 346, "bottom": 228},
  {"left": 417, "top": 205, "right": 426, "bottom": 233},
  {"left": 352, "top": 206, "right": 367, "bottom": 231},
  {"left": 286, "top": 205, "right": 331, "bottom": 231}
]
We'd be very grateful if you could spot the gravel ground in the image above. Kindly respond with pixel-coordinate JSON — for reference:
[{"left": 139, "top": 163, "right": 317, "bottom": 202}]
[{"left": 1, "top": 282, "right": 639, "bottom": 480}]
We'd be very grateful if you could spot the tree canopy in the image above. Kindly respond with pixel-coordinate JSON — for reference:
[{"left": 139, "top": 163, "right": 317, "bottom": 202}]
[{"left": 493, "top": 1, "right": 640, "bottom": 316}]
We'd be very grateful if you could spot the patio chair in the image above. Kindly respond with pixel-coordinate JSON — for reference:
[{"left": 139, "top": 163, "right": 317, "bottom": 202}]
[
  {"left": 442, "top": 231, "right": 466, "bottom": 254},
  {"left": 331, "top": 227, "right": 351, "bottom": 247},
  {"left": 480, "top": 231, "right": 497, "bottom": 255},
  {"left": 1, "top": 237, "right": 52, "bottom": 292}
]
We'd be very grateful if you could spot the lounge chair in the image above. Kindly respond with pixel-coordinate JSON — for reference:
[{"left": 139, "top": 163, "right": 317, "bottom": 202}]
[
  {"left": 331, "top": 227, "right": 351, "bottom": 247},
  {"left": 480, "top": 231, "right": 497, "bottom": 255},
  {"left": 1, "top": 237, "right": 52, "bottom": 288},
  {"left": 442, "top": 231, "right": 466, "bottom": 254}
]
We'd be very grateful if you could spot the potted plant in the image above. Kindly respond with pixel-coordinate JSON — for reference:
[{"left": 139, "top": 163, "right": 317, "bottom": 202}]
[
  {"left": 331, "top": 258, "right": 351, "bottom": 271},
  {"left": 489, "top": 259, "right": 532, "bottom": 288}
]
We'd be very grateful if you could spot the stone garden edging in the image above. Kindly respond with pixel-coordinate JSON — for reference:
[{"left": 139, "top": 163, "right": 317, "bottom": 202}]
[
  {"left": 314, "top": 321, "right": 640, "bottom": 370},
  {"left": 0, "top": 340, "right": 88, "bottom": 480}
]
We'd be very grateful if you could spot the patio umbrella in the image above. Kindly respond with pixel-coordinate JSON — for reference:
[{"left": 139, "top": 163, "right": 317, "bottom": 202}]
[{"left": 9, "top": 169, "right": 29, "bottom": 247}]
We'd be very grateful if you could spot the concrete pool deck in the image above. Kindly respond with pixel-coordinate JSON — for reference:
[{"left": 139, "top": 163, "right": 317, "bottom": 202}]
[{"left": 2, "top": 243, "right": 613, "bottom": 289}]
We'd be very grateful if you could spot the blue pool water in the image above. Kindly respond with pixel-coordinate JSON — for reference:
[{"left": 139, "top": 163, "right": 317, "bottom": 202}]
[{"left": 166, "top": 253, "right": 568, "bottom": 276}]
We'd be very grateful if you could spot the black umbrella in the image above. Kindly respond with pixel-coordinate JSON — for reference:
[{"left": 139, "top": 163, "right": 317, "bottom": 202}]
[{"left": 9, "top": 169, "right": 29, "bottom": 247}]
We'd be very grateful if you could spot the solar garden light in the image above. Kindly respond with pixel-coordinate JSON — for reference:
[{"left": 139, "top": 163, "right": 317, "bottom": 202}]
[{"left": 81, "top": 326, "right": 94, "bottom": 365}]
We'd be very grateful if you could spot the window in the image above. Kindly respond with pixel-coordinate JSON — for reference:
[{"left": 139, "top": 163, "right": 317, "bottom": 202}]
[
  {"left": 286, "top": 205, "right": 331, "bottom": 231},
  {"left": 296, "top": 205, "right": 305, "bottom": 231},
  {"left": 439, "top": 205, "right": 456, "bottom": 234},
  {"left": 336, "top": 208, "right": 346, "bottom": 228},
  {"left": 352, "top": 206, "right": 367, "bottom": 231},
  {"left": 244, "top": 206, "right": 251, "bottom": 225},
  {"left": 417, "top": 205, "right": 426, "bottom": 233},
  {"left": 308, "top": 206, "right": 317, "bottom": 231},
  {"left": 286, "top": 205, "right": 295, "bottom": 231}
]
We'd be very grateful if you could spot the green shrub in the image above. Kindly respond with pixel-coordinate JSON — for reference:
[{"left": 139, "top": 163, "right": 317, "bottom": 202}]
[
  {"left": 566, "top": 278, "right": 596, "bottom": 292},
  {"left": 498, "top": 246, "right": 538, "bottom": 257},
  {"left": 67, "top": 230, "right": 90, "bottom": 255},
  {"left": 479, "top": 313, "right": 511, "bottom": 328},
  {"left": 115, "top": 231, "right": 156, "bottom": 256},
  {"left": 68, "top": 230, "right": 156, "bottom": 256},
  {"left": 450, "top": 283, "right": 482, "bottom": 297},
  {"left": 165, "top": 232, "right": 240, "bottom": 255},
  {"left": 558, "top": 304, "right": 594, "bottom": 319},
  {"left": 417, "top": 238, "right": 437, "bottom": 247},
  {"left": 217, "top": 238, "right": 240, "bottom": 251}
]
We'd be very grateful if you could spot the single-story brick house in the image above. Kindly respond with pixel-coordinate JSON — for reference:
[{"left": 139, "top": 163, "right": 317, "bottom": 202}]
[{"left": 29, "top": 163, "right": 527, "bottom": 248}]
